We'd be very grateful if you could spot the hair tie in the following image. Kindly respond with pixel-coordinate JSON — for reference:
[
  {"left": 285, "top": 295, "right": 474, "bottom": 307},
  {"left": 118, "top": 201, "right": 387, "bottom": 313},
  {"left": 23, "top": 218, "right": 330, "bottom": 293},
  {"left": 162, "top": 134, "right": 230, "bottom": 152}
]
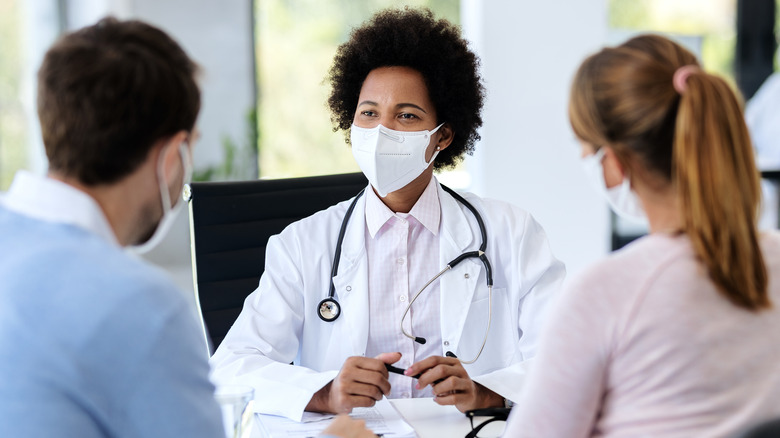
[{"left": 673, "top": 65, "right": 700, "bottom": 94}]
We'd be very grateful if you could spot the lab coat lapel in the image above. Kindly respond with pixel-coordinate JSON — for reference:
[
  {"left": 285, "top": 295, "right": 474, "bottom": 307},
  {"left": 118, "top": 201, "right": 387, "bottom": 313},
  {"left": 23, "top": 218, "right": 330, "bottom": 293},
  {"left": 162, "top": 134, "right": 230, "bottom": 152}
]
[
  {"left": 330, "top": 193, "right": 370, "bottom": 357},
  {"left": 437, "top": 184, "right": 481, "bottom": 356}
]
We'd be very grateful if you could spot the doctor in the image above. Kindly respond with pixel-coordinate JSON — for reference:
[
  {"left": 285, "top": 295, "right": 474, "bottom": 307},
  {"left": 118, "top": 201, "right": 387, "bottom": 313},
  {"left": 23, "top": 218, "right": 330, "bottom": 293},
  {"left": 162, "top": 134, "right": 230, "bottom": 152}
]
[{"left": 210, "top": 7, "right": 565, "bottom": 421}]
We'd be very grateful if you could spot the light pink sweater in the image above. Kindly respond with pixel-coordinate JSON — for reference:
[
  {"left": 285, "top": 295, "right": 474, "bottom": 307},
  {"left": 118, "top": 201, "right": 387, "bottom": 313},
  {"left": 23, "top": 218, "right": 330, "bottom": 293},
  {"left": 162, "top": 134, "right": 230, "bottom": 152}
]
[{"left": 505, "top": 232, "right": 780, "bottom": 437}]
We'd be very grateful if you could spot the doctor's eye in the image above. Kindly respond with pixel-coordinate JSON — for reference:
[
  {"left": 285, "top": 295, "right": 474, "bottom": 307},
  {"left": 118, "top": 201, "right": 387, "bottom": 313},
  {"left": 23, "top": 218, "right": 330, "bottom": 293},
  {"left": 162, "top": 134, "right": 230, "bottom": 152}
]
[
  {"left": 398, "top": 113, "right": 419, "bottom": 120},
  {"left": 359, "top": 110, "right": 377, "bottom": 117}
]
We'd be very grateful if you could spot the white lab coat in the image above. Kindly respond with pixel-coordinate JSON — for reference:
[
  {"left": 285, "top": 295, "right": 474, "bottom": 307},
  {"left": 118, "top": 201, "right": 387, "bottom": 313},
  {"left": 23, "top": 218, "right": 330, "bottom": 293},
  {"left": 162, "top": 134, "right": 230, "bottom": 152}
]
[{"left": 209, "top": 182, "right": 565, "bottom": 420}]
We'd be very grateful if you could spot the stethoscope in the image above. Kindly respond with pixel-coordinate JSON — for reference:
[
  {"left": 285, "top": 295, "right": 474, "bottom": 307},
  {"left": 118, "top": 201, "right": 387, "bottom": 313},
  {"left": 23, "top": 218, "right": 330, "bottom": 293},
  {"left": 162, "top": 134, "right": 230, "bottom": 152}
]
[{"left": 317, "top": 184, "right": 494, "bottom": 364}]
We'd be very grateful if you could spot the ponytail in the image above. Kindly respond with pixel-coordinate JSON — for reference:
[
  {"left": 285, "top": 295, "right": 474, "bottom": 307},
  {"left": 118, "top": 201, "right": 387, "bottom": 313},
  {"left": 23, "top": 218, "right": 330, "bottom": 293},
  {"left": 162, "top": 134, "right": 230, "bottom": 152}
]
[
  {"left": 673, "top": 71, "right": 770, "bottom": 310},
  {"left": 570, "top": 34, "right": 771, "bottom": 310}
]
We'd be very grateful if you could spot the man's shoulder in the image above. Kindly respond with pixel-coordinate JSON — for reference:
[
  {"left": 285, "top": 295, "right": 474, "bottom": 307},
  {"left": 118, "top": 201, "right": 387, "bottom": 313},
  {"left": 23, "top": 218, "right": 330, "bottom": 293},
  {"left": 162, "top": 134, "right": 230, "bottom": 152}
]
[{"left": 0, "top": 207, "right": 182, "bottom": 309}]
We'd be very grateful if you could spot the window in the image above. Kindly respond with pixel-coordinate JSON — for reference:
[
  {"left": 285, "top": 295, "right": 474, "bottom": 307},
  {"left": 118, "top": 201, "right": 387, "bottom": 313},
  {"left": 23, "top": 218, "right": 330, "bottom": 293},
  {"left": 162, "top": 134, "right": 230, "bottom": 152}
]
[
  {"left": 609, "top": 0, "right": 737, "bottom": 80},
  {"left": 0, "top": 0, "right": 28, "bottom": 190},
  {"left": 254, "top": 0, "right": 460, "bottom": 179}
]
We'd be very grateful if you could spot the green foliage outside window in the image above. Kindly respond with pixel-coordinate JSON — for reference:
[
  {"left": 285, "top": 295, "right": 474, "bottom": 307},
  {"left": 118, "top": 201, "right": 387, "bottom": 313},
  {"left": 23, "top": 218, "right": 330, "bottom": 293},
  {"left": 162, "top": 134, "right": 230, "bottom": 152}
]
[
  {"left": 609, "top": 0, "right": 737, "bottom": 82},
  {"left": 0, "top": 0, "right": 27, "bottom": 190}
]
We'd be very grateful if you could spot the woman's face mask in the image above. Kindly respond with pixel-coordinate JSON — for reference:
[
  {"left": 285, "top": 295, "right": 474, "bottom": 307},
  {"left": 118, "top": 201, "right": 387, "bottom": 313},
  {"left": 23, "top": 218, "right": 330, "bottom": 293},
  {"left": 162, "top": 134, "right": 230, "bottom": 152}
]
[
  {"left": 350, "top": 123, "right": 443, "bottom": 197},
  {"left": 580, "top": 147, "right": 647, "bottom": 223}
]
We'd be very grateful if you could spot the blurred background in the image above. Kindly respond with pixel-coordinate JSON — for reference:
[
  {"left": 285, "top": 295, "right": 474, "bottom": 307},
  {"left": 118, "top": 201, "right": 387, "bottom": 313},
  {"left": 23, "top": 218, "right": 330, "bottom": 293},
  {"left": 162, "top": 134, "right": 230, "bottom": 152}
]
[{"left": 1, "top": 0, "right": 777, "bottom": 297}]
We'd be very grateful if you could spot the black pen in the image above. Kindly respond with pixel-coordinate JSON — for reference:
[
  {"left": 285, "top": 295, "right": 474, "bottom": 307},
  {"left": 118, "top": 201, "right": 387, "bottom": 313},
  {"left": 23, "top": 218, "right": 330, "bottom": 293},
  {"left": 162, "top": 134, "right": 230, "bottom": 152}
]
[
  {"left": 385, "top": 352, "right": 458, "bottom": 381},
  {"left": 385, "top": 363, "right": 422, "bottom": 379}
]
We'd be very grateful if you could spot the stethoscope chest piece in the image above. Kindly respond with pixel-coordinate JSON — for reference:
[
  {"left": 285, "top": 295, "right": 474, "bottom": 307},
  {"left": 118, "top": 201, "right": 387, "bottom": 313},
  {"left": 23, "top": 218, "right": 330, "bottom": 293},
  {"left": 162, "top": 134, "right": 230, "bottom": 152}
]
[{"left": 317, "top": 298, "right": 341, "bottom": 322}]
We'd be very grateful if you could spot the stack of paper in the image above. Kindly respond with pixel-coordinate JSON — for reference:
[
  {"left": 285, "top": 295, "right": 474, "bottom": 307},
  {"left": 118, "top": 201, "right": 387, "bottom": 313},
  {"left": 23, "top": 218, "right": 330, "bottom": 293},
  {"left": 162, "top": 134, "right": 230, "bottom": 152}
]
[{"left": 255, "top": 398, "right": 416, "bottom": 438}]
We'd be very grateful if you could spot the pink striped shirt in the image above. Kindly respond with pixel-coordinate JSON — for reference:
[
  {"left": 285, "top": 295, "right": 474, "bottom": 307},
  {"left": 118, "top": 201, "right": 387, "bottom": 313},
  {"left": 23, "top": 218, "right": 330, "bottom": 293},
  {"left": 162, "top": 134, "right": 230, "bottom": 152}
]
[{"left": 363, "top": 177, "right": 442, "bottom": 399}]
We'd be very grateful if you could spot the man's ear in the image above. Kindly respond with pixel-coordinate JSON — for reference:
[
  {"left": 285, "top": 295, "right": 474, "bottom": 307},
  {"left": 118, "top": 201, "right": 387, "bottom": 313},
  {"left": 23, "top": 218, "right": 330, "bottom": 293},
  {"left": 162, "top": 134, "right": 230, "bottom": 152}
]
[
  {"left": 159, "top": 130, "right": 189, "bottom": 183},
  {"left": 601, "top": 146, "right": 626, "bottom": 189}
]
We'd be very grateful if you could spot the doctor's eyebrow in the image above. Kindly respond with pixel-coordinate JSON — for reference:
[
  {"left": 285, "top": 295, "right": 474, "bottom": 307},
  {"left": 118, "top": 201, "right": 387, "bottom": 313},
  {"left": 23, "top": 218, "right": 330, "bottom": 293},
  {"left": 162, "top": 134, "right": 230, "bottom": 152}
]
[
  {"left": 396, "top": 103, "right": 427, "bottom": 113},
  {"left": 356, "top": 100, "right": 428, "bottom": 114}
]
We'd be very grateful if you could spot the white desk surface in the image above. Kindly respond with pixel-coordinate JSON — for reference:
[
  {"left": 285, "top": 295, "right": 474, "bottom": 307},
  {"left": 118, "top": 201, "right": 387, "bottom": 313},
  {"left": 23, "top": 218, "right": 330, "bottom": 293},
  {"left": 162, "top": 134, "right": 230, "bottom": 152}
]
[
  {"left": 251, "top": 398, "right": 505, "bottom": 438},
  {"left": 391, "top": 398, "right": 473, "bottom": 437}
]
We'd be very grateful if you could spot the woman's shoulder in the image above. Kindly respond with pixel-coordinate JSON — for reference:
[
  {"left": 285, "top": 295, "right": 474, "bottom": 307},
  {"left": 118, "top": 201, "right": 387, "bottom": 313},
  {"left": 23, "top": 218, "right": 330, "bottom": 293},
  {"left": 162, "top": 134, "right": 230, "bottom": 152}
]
[{"left": 568, "top": 234, "right": 692, "bottom": 300}]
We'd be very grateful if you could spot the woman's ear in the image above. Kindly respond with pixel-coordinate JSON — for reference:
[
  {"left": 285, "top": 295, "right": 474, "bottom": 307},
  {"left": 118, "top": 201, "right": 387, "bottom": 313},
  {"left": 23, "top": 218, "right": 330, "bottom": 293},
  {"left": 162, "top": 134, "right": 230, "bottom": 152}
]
[
  {"left": 435, "top": 123, "right": 454, "bottom": 151},
  {"left": 601, "top": 146, "right": 626, "bottom": 189}
]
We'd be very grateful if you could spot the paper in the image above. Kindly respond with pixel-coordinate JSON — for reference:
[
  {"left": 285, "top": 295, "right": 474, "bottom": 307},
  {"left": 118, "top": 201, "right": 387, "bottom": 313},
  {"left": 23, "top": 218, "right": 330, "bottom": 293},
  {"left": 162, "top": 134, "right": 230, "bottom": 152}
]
[{"left": 256, "top": 398, "right": 416, "bottom": 438}]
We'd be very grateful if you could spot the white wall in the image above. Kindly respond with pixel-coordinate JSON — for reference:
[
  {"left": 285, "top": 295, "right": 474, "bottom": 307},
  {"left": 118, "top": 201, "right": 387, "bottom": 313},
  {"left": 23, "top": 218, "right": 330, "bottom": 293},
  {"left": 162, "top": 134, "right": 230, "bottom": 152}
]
[
  {"left": 462, "top": 0, "right": 611, "bottom": 279},
  {"left": 19, "top": 0, "right": 61, "bottom": 176}
]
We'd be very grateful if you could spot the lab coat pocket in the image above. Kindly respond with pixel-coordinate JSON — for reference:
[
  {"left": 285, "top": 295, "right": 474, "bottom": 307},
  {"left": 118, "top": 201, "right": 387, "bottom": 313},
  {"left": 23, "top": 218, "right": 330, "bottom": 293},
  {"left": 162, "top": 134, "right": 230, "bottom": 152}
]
[{"left": 458, "top": 287, "right": 514, "bottom": 372}]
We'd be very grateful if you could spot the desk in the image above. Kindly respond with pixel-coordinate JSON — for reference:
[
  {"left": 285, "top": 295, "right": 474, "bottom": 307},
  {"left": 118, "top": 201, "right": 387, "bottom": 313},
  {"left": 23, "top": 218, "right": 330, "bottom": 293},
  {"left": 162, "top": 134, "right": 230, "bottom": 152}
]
[
  {"left": 391, "top": 398, "right": 475, "bottom": 437},
  {"left": 250, "top": 398, "right": 506, "bottom": 437}
]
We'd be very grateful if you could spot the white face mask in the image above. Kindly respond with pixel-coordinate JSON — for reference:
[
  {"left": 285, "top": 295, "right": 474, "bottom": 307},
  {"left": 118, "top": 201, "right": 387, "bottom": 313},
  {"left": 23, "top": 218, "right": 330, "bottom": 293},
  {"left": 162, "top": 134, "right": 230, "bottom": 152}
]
[
  {"left": 350, "top": 123, "right": 443, "bottom": 197},
  {"left": 580, "top": 148, "right": 647, "bottom": 223},
  {"left": 132, "top": 142, "right": 193, "bottom": 254}
]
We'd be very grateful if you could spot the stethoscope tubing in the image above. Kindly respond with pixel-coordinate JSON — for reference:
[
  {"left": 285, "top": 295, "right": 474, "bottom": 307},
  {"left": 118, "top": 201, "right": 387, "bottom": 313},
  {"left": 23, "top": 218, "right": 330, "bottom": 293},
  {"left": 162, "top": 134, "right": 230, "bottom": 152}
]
[
  {"left": 322, "top": 184, "right": 494, "bottom": 363},
  {"left": 318, "top": 188, "right": 365, "bottom": 322}
]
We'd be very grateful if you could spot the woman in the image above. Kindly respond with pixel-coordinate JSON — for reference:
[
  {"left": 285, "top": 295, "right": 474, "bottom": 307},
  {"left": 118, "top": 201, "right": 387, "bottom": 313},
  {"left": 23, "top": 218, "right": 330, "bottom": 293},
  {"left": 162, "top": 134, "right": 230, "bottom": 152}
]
[
  {"left": 210, "top": 7, "right": 565, "bottom": 421},
  {"left": 504, "top": 35, "right": 780, "bottom": 437}
]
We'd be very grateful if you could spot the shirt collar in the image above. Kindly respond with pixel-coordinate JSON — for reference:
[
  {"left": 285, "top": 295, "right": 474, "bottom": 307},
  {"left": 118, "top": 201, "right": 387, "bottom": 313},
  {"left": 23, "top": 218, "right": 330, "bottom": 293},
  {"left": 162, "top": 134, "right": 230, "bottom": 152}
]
[
  {"left": 2, "top": 170, "right": 120, "bottom": 246},
  {"left": 365, "top": 176, "right": 441, "bottom": 238}
]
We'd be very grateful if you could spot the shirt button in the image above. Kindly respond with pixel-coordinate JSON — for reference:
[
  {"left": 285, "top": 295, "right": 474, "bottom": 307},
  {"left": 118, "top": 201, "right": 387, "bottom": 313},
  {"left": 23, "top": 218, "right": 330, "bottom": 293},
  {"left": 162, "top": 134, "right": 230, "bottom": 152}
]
[
  {"left": 400, "top": 295, "right": 407, "bottom": 302},
  {"left": 402, "top": 392, "right": 410, "bottom": 398},
  {"left": 397, "top": 258, "right": 405, "bottom": 265},
  {"left": 443, "top": 341, "right": 450, "bottom": 346},
  {"left": 464, "top": 273, "right": 470, "bottom": 279},
  {"left": 345, "top": 286, "right": 352, "bottom": 292}
]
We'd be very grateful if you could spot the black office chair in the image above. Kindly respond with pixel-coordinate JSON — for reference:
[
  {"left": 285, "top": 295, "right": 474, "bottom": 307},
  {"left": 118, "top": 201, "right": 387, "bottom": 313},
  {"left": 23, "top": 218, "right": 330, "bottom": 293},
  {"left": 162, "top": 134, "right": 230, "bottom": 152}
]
[
  {"left": 732, "top": 417, "right": 780, "bottom": 438},
  {"left": 185, "top": 172, "right": 367, "bottom": 355}
]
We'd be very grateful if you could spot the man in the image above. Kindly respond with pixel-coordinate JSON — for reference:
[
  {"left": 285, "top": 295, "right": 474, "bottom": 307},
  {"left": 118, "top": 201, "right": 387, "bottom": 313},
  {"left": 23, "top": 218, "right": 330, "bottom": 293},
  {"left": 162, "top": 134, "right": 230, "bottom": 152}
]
[
  {"left": 0, "top": 18, "right": 223, "bottom": 437},
  {"left": 0, "top": 17, "right": 374, "bottom": 438}
]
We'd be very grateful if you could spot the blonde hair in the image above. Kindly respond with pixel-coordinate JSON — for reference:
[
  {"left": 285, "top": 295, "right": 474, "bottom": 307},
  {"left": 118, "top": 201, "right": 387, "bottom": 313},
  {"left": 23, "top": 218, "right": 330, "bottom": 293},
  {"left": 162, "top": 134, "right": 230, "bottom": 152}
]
[{"left": 569, "top": 34, "right": 769, "bottom": 311}]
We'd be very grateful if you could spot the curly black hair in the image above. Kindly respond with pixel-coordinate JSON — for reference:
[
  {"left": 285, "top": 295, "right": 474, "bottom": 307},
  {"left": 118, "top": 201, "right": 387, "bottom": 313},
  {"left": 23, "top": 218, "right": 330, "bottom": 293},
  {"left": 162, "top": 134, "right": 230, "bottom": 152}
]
[{"left": 327, "top": 7, "right": 485, "bottom": 170}]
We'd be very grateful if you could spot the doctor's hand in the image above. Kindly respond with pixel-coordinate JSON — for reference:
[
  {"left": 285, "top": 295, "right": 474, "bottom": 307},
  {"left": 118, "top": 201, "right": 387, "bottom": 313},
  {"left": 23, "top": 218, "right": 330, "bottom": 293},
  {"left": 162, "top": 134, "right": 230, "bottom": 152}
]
[
  {"left": 306, "top": 352, "right": 401, "bottom": 414},
  {"left": 406, "top": 355, "right": 504, "bottom": 413}
]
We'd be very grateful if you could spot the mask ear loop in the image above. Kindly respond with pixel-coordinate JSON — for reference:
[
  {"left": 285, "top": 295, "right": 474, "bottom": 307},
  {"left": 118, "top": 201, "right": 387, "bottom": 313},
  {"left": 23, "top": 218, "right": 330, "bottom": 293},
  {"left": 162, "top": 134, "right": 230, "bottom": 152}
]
[
  {"left": 178, "top": 142, "right": 194, "bottom": 194},
  {"left": 424, "top": 123, "right": 446, "bottom": 166},
  {"left": 157, "top": 140, "right": 194, "bottom": 218},
  {"left": 156, "top": 143, "right": 174, "bottom": 215}
]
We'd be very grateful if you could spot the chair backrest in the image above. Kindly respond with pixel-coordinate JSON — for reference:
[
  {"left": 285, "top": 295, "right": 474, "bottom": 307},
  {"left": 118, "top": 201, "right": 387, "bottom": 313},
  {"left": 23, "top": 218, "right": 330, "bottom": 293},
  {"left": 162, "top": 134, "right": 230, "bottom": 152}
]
[
  {"left": 185, "top": 172, "right": 367, "bottom": 355},
  {"left": 733, "top": 417, "right": 780, "bottom": 438}
]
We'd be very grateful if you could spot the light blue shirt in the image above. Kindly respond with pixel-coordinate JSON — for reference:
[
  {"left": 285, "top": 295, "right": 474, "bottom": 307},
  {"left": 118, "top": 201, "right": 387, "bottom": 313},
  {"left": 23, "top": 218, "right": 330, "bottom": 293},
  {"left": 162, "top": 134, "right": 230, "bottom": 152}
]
[{"left": 0, "top": 172, "right": 224, "bottom": 438}]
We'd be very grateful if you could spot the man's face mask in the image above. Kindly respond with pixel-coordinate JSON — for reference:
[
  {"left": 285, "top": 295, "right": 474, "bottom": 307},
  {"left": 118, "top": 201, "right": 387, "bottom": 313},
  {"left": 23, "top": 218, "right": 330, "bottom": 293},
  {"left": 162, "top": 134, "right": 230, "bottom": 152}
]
[{"left": 132, "top": 141, "right": 193, "bottom": 253}]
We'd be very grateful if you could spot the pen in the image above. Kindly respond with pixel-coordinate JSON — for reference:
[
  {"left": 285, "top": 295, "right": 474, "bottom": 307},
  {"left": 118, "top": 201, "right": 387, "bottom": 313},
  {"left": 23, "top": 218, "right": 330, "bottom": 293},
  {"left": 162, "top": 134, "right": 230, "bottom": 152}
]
[
  {"left": 385, "top": 363, "right": 422, "bottom": 379},
  {"left": 384, "top": 352, "right": 459, "bottom": 380}
]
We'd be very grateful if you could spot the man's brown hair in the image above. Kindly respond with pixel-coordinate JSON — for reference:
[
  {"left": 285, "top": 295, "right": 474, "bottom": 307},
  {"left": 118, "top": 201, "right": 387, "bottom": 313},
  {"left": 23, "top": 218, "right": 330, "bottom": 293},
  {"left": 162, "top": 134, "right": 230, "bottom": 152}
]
[{"left": 37, "top": 17, "right": 200, "bottom": 185}]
